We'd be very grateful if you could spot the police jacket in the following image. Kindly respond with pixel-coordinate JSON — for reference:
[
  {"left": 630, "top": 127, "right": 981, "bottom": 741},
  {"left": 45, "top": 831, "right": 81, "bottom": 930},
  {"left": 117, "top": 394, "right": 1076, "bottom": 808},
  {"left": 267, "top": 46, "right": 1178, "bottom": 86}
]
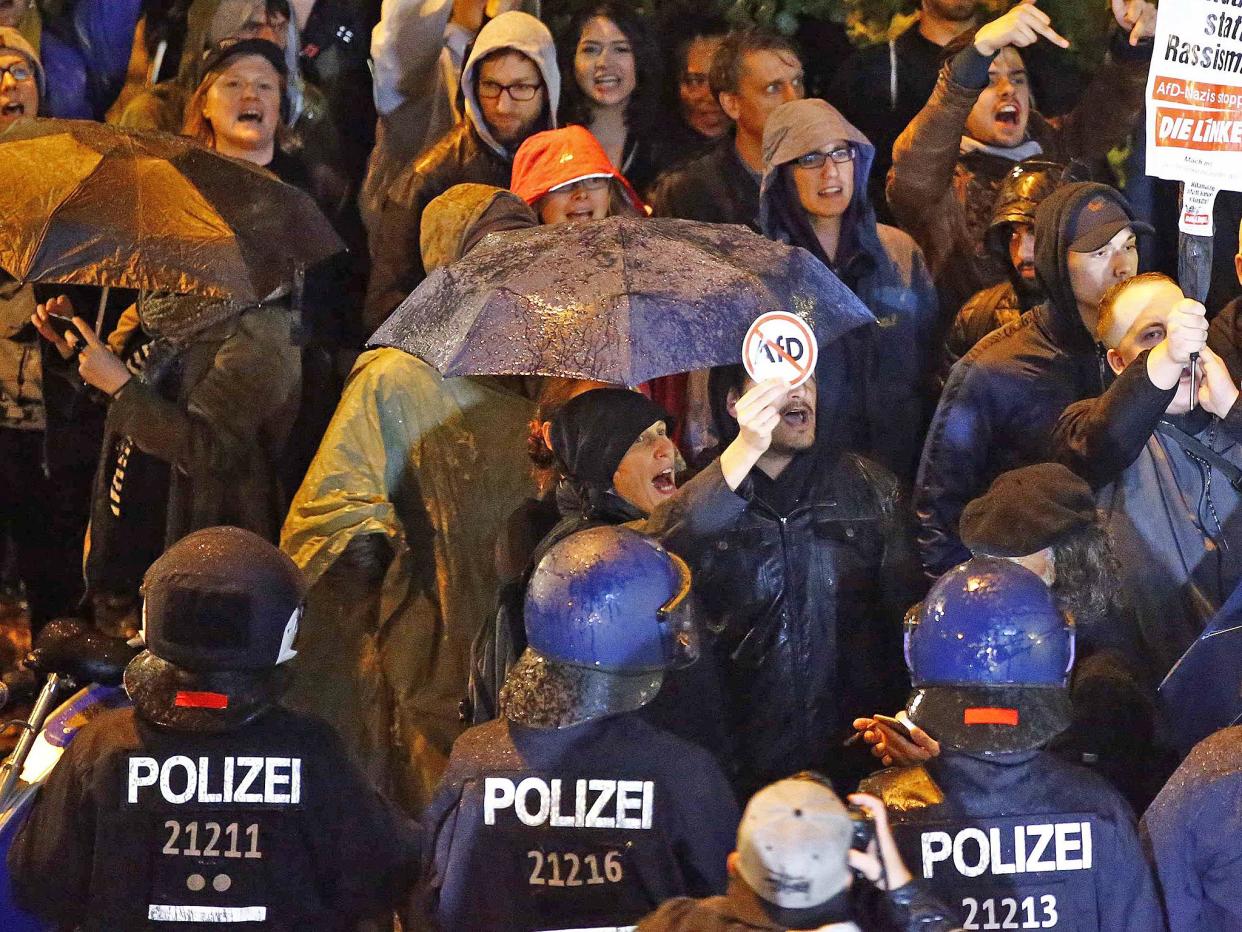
[
  {"left": 914, "top": 183, "right": 1114, "bottom": 577},
  {"left": 862, "top": 750, "right": 1165, "bottom": 932},
  {"left": 424, "top": 714, "right": 739, "bottom": 931},
  {"left": 8, "top": 705, "right": 421, "bottom": 931},
  {"left": 693, "top": 445, "right": 924, "bottom": 797}
]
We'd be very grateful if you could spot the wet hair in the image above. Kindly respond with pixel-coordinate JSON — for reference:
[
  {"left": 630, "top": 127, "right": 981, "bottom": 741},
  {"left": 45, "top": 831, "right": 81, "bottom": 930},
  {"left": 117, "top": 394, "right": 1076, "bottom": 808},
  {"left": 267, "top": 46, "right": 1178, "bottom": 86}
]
[
  {"left": 709, "top": 27, "right": 801, "bottom": 99},
  {"left": 707, "top": 363, "right": 749, "bottom": 449},
  {"left": 557, "top": 3, "right": 664, "bottom": 142},
  {"left": 1049, "top": 524, "right": 1124, "bottom": 645},
  {"left": 527, "top": 378, "right": 601, "bottom": 492},
  {"left": 181, "top": 51, "right": 288, "bottom": 150},
  {"left": 1094, "top": 271, "right": 1179, "bottom": 347}
]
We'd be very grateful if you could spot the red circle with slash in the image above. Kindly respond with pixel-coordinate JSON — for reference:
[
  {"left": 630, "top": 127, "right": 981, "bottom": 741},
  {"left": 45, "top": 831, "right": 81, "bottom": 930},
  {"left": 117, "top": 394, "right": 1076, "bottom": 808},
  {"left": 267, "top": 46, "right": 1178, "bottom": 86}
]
[{"left": 742, "top": 311, "right": 818, "bottom": 388}]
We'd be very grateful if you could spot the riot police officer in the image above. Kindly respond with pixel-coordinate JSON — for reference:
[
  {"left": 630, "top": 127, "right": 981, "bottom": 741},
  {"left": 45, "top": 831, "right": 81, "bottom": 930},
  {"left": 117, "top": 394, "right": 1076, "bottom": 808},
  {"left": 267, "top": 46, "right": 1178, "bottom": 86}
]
[
  {"left": 425, "top": 525, "right": 740, "bottom": 931},
  {"left": 861, "top": 557, "right": 1164, "bottom": 932},
  {"left": 8, "top": 526, "right": 422, "bottom": 930}
]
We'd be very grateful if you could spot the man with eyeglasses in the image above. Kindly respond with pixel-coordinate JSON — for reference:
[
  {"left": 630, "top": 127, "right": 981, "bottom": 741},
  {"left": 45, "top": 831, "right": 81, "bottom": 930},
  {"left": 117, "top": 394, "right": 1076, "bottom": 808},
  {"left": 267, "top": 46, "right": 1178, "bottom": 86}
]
[
  {"left": 365, "top": 11, "right": 560, "bottom": 331},
  {"left": 0, "top": 26, "right": 38, "bottom": 130},
  {"left": 649, "top": 28, "right": 804, "bottom": 232},
  {"left": 758, "top": 97, "right": 939, "bottom": 487}
]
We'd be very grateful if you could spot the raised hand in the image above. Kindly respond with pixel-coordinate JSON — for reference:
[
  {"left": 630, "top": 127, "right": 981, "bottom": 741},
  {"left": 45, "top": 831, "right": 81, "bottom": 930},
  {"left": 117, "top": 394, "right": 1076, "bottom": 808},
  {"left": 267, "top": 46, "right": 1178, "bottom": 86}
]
[{"left": 974, "top": 0, "right": 1070, "bottom": 57}]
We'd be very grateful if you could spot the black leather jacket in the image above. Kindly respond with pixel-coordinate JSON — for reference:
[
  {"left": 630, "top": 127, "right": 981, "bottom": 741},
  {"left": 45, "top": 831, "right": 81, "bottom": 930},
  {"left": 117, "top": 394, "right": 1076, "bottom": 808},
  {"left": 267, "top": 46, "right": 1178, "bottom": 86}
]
[{"left": 694, "top": 450, "right": 924, "bottom": 796}]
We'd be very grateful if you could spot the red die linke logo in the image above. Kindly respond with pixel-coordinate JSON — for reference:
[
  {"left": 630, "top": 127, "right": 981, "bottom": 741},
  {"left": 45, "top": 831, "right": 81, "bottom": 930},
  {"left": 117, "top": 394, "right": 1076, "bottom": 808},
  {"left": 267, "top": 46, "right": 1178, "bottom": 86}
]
[{"left": 743, "top": 312, "right": 818, "bottom": 389}]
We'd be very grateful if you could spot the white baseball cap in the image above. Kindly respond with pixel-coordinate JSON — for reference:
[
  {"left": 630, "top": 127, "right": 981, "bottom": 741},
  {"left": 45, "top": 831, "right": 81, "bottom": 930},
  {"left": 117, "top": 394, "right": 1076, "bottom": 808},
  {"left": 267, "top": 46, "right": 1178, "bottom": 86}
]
[{"left": 736, "top": 776, "right": 855, "bottom": 923}]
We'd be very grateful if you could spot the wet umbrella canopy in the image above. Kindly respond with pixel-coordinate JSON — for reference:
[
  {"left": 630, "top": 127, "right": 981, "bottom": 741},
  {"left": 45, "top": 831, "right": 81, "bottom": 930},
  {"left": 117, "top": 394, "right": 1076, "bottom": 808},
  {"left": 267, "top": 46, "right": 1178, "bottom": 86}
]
[
  {"left": 0, "top": 119, "right": 343, "bottom": 302},
  {"left": 370, "top": 216, "right": 876, "bottom": 385}
]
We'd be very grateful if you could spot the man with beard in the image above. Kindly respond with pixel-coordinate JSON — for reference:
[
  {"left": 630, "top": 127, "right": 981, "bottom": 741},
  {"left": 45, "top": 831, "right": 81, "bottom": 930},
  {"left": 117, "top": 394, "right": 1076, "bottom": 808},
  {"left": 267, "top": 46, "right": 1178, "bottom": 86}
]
[
  {"left": 943, "top": 159, "right": 1072, "bottom": 373},
  {"left": 916, "top": 182, "right": 1150, "bottom": 577},
  {"left": 696, "top": 367, "right": 924, "bottom": 797},
  {"left": 365, "top": 11, "right": 559, "bottom": 330},
  {"left": 887, "top": 0, "right": 1157, "bottom": 317}
]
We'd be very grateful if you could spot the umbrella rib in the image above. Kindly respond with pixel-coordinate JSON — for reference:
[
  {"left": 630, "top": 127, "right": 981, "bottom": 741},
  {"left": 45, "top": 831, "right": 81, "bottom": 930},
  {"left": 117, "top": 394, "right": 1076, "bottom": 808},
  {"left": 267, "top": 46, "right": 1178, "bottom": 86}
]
[{"left": 25, "top": 141, "right": 124, "bottom": 285}]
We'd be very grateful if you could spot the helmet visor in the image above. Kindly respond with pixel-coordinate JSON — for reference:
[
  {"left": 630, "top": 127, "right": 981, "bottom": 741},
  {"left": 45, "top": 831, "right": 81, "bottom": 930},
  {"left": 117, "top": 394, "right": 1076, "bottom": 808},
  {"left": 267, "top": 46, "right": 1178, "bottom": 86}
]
[{"left": 658, "top": 552, "right": 700, "bottom": 669}]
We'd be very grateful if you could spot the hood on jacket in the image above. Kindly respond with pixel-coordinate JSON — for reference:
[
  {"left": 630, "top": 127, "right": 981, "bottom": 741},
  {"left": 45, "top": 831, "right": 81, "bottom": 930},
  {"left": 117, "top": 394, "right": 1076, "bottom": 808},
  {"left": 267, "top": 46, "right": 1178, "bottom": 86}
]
[
  {"left": 1033, "top": 182, "right": 1145, "bottom": 353},
  {"left": 984, "top": 159, "right": 1070, "bottom": 304},
  {"left": 460, "top": 11, "right": 559, "bottom": 158},
  {"left": 758, "top": 99, "right": 887, "bottom": 281},
  {"left": 0, "top": 25, "right": 43, "bottom": 100},
  {"left": 510, "top": 125, "right": 643, "bottom": 212},
  {"left": 420, "top": 182, "right": 538, "bottom": 273}
]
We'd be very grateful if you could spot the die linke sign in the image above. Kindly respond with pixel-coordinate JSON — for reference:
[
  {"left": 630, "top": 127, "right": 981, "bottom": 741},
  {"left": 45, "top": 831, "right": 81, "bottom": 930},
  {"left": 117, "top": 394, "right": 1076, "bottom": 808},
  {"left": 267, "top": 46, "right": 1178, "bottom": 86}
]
[{"left": 1146, "top": 0, "right": 1242, "bottom": 234}]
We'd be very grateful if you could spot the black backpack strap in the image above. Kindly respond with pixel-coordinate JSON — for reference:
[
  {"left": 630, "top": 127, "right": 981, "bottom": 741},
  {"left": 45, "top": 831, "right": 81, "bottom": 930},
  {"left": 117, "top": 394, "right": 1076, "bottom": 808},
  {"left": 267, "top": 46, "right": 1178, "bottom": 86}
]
[{"left": 1155, "top": 419, "right": 1242, "bottom": 492}]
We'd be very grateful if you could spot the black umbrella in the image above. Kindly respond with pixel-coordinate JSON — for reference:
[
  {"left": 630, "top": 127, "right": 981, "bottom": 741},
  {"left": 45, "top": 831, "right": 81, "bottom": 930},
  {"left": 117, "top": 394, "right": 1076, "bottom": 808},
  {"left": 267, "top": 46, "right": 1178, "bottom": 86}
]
[
  {"left": 369, "top": 216, "right": 876, "bottom": 384},
  {"left": 0, "top": 119, "right": 343, "bottom": 302}
]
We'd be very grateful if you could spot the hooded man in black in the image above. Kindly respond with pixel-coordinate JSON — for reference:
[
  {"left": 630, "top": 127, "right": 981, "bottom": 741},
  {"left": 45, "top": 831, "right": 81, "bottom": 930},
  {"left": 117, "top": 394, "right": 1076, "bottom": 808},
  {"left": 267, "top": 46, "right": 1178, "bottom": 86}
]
[{"left": 914, "top": 182, "right": 1151, "bottom": 577}]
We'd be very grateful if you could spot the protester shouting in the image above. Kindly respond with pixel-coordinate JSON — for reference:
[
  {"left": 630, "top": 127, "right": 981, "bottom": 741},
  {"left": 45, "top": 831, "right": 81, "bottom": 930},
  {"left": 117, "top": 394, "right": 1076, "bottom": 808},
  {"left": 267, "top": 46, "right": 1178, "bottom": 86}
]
[
  {"left": 510, "top": 124, "right": 645, "bottom": 224},
  {"left": 649, "top": 28, "right": 803, "bottom": 231},
  {"left": 558, "top": 2, "right": 666, "bottom": 193},
  {"left": 760, "top": 97, "right": 938, "bottom": 485},
  {"left": 700, "top": 366, "right": 924, "bottom": 796},
  {"left": 887, "top": 0, "right": 1157, "bottom": 316},
  {"left": 470, "top": 380, "right": 790, "bottom": 742},
  {"left": 365, "top": 11, "right": 559, "bottom": 330},
  {"left": 916, "top": 182, "right": 1150, "bottom": 576}
]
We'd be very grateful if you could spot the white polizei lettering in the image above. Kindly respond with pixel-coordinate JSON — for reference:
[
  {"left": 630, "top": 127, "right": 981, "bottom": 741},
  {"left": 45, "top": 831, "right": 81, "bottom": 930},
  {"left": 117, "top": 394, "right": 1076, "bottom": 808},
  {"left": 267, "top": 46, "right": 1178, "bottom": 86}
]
[
  {"left": 515, "top": 777, "right": 551, "bottom": 826},
  {"left": 550, "top": 780, "right": 575, "bottom": 828},
  {"left": 587, "top": 780, "right": 616, "bottom": 829},
  {"left": 953, "top": 827, "right": 990, "bottom": 878},
  {"left": 264, "top": 757, "right": 291, "bottom": 804},
  {"left": 921, "top": 831, "right": 952, "bottom": 879},
  {"left": 126, "top": 756, "right": 305, "bottom": 805},
  {"left": 989, "top": 827, "right": 1016, "bottom": 875},
  {"left": 616, "top": 781, "right": 643, "bottom": 829},
  {"left": 484, "top": 778, "right": 516, "bottom": 825},
  {"left": 161, "top": 757, "right": 196, "bottom": 805},
  {"left": 233, "top": 758, "right": 264, "bottom": 804},
  {"left": 148, "top": 904, "right": 267, "bottom": 922},
  {"left": 920, "top": 822, "right": 1095, "bottom": 879},
  {"left": 128, "top": 758, "right": 159, "bottom": 804},
  {"left": 1055, "top": 822, "right": 1082, "bottom": 870},
  {"left": 197, "top": 758, "right": 222, "bottom": 804},
  {"left": 480, "top": 777, "right": 656, "bottom": 829},
  {"left": 1026, "top": 824, "right": 1056, "bottom": 872}
]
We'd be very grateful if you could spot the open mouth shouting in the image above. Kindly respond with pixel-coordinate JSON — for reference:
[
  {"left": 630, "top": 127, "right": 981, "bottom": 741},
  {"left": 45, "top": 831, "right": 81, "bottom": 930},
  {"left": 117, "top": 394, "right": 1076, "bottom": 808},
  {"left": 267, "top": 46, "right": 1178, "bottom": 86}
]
[
  {"left": 781, "top": 401, "right": 812, "bottom": 431},
  {"left": 651, "top": 466, "right": 677, "bottom": 497},
  {"left": 236, "top": 106, "right": 266, "bottom": 126},
  {"left": 0, "top": 100, "right": 24, "bottom": 118}
]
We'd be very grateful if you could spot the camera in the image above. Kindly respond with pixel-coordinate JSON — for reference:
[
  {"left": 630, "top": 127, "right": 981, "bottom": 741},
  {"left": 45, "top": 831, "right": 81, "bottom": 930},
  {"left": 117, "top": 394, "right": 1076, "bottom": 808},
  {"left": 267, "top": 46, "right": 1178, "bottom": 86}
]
[{"left": 848, "top": 804, "right": 875, "bottom": 851}]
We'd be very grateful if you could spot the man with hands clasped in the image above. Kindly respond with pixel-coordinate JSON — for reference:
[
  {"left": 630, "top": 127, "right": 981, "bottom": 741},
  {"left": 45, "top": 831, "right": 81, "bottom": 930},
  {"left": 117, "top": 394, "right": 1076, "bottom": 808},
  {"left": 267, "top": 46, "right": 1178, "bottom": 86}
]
[{"left": 1055, "top": 274, "right": 1242, "bottom": 680}]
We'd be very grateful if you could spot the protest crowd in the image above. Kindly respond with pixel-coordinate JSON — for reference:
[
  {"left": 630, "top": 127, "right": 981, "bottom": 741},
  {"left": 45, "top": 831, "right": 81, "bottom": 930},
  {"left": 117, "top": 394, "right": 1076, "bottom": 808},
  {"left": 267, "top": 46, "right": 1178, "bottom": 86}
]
[{"left": 4, "top": 0, "right": 1242, "bottom": 929}]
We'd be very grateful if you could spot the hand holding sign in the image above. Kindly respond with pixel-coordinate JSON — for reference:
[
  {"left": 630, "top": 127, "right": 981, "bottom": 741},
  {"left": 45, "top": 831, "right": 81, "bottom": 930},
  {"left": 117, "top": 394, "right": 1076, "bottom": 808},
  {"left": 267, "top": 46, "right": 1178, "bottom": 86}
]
[
  {"left": 720, "top": 377, "right": 788, "bottom": 491},
  {"left": 742, "top": 311, "right": 818, "bottom": 389}
]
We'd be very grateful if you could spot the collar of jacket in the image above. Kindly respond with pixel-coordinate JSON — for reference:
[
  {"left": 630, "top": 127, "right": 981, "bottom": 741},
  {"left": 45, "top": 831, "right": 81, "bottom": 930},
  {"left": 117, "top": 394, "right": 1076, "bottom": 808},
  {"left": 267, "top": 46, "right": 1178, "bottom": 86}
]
[
  {"left": 555, "top": 478, "right": 645, "bottom": 524},
  {"left": 704, "top": 877, "right": 861, "bottom": 930},
  {"left": 1030, "top": 300, "right": 1100, "bottom": 357}
]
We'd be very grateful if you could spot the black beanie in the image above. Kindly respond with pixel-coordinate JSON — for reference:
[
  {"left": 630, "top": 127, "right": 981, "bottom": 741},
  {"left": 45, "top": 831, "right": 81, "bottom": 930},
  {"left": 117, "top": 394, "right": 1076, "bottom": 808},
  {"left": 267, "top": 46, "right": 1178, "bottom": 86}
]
[
  {"left": 960, "top": 463, "right": 1097, "bottom": 558},
  {"left": 549, "top": 389, "right": 673, "bottom": 485}
]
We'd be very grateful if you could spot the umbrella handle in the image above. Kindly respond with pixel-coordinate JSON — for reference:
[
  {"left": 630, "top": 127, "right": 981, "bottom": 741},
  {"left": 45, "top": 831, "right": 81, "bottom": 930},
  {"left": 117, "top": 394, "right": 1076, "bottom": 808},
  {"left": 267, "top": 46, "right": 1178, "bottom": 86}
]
[{"left": 95, "top": 287, "right": 110, "bottom": 336}]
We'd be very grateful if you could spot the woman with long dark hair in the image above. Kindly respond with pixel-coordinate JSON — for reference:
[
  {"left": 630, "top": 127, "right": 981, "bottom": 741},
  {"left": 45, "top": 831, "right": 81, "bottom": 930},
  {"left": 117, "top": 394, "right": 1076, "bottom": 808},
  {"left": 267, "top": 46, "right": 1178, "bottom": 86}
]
[{"left": 557, "top": 2, "right": 666, "bottom": 193}]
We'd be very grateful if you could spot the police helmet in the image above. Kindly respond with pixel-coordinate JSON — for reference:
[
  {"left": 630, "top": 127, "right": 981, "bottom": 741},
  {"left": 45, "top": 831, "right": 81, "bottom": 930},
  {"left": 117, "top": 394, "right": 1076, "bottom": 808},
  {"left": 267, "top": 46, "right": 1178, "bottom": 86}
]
[
  {"left": 524, "top": 526, "right": 699, "bottom": 674},
  {"left": 140, "top": 526, "right": 306, "bottom": 673},
  {"left": 904, "top": 557, "right": 1074, "bottom": 755}
]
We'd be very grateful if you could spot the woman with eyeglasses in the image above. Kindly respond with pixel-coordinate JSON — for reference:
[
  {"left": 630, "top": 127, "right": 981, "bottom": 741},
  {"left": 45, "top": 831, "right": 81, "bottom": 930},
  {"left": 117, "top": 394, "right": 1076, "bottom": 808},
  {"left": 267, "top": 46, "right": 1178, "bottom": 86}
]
[
  {"left": 510, "top": 124, "right": 645, "bottom": 224},
  {"left": 556, "top": 2, "right": 667, "bottom": 194},
  {"left": 759, "top": 97, "right": 939, "bottom": 486}
]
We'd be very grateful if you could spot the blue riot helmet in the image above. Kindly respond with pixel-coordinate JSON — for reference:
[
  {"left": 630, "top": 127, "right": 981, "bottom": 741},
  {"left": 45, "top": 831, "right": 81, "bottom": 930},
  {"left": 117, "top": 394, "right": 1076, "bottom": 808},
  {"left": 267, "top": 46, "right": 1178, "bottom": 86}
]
[
  {"left": 504, "top": 526, "right": 700, "bottom": 728},
  {"left": 524, "top": 525, "right": 699, "bottom": 673},
  {"left": 903, "top": 557, "right": 1075, "bottom": 755}
]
